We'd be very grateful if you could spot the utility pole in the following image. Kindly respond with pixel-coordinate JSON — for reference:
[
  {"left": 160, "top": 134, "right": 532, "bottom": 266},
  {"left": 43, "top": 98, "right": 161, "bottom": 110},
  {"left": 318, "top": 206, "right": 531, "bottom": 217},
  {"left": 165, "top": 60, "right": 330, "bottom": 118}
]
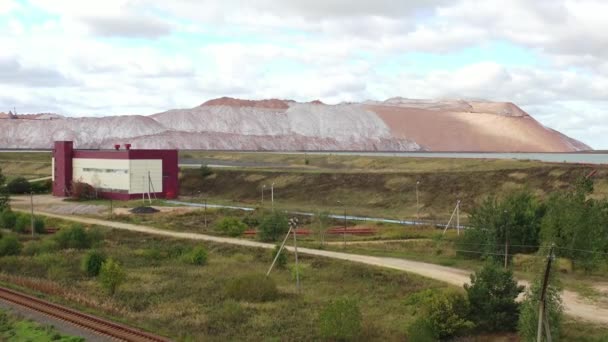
[
  {"left": 30, "top": 192, "right": 34, "bottom": 237},
  {"left": 504, "top": 209, "right": 509, "bottom": 269},
  {"left": 456, "top": 200, "right": 460, "bottom": 235},
  {"left": 271, "top": 182, "right": 275, "bottom": 211},
  {"left": 110, "top": 191, "right": 113, "bottom": 220},
  {"left": 416, "top": 181, "right": 420, "bottom": 221},
  {"left": 537, "top": 244, "right": 555, "bottom": 342},
  {"left": 290, "top": 217, "right": 300, "bottom": 292},
  {"left": 261, "top": 184, "right": 265, "bottom": 207},
  {"left": 204, "top": 198, "right": 208, "bottom": 228}
]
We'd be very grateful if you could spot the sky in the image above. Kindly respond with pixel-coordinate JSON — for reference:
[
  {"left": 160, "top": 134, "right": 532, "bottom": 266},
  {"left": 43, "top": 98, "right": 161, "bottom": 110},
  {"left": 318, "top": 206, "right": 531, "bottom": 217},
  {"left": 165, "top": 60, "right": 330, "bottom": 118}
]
[{"left": 1, "top": 0, "right": 607, "bottom": 149}]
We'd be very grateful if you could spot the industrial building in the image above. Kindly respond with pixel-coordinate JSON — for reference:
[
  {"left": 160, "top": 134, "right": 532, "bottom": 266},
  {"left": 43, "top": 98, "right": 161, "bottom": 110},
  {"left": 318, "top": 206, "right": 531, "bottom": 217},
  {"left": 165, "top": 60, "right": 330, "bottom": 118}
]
[{"left": 52, "top": 141, "right": 179, "bottom": 200}]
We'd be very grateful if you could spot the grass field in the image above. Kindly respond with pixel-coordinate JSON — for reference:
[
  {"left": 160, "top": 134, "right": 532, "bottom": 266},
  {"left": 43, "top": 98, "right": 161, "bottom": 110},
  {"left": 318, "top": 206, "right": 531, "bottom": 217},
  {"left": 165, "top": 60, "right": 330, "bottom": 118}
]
[
  {"left": 0, "top": 217, "right": 456, "bottom": 341},
  {"left": 0, "top": 216, "right": 606, "bottom": 340},
  {"left": 0, "top": 308, "right": 83, "bottom": 341},
  {"left": 0, "top": 152, "right": 52, "bottom": 181}
]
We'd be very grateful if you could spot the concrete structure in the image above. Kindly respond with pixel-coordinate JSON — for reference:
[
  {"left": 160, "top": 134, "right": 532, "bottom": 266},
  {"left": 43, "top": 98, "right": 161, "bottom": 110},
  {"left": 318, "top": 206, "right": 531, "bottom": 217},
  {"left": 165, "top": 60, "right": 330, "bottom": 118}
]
[{"left": 52, "top": 141, "right": 178, "bottom": 200}]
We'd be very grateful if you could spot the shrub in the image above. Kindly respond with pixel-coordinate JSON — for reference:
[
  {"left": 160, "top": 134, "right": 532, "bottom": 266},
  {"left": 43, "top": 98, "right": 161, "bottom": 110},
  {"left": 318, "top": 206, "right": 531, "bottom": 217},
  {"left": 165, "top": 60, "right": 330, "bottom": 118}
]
[
  {"left": 6, "top": 177, "right": 31, "bottom": 194},
  {"left": 30, "top": 179, "right": 52, "bottom": 193},
  {"left": 53, "top": 224, "right": 92, "bottom": 249},
  {"left": 318, "top": 297, "right": 362, "bottom": 341},
  {"left": 33, "top": 217, "right": 46, "bottom": 234},
  {"left": 199, "top": 165, "right": 213, "bottom": 179},
  {"left": 215, "top": 217, "right": 247, "bottom": 237},
  {"left": 81, "top": 250, "right": 106, "bottom": 277},
  {"left": 271, "top": 244, "right": 287, "bottom": 269},
  {"left": 407, "top": 317, "right": 437, "bottom": 342},
  {"left": 464, "top": 262, "right": 524, "bottom": 332},
  {"left": 518, "top": 276, "right": 562, "bottom": 341},
  {"left": 99, "top": 258, "right": 126, "bottom": 296},
  {"left": 14, "top": 214, "right": 29, "bottom": 233},
  {"left": 225, "top": 274, "right": 278, "bottom": 302},
  {"left": 0, "top": 210, "right": 16, "bottom": 230},
  {"left": 258, "top": 211, "right": 289, "bottom": 242},
  {"left": 0, "top": 236, "right": 22, "bottom": 256},
  {"left": 407, "top": 289, "right": 474, "bottom": 340},
  {"left": 22, "top": 239, "right": 59, "bottom": 256},
  {"left": 183, "top": 246, "right": 208, "bottom": 266},
  {"left": 71, "top": 181, "right": 97, "bottom": 200}
]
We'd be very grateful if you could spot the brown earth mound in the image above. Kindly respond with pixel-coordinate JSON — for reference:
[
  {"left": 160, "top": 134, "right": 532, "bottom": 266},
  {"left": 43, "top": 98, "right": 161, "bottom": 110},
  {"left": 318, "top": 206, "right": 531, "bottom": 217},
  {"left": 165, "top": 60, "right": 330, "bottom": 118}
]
[{"left": 201, "top": 97, "right": 289, "bottom": 109}]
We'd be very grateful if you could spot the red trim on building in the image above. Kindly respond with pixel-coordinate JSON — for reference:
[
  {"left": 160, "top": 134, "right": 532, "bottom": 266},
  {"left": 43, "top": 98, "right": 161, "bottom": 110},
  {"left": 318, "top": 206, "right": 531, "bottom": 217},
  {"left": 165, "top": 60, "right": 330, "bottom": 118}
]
[{"left": 52, "top": 142, "right": 179, "bottom": 200}]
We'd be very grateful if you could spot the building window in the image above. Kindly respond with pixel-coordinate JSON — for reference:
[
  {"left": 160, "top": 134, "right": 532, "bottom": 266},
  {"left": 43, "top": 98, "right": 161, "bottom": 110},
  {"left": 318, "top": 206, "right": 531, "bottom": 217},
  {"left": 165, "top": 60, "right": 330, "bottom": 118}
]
[{"left": 82, "top": 168, "right": 128, "bottom": 174}]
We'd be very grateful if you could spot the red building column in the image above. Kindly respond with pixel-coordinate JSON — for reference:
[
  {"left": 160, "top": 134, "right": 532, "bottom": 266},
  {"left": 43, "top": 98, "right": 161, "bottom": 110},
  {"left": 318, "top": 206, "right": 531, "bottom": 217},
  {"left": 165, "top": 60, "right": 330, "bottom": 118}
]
[{"left": 52, "top": 141, "right": 73, "bottom": 197}]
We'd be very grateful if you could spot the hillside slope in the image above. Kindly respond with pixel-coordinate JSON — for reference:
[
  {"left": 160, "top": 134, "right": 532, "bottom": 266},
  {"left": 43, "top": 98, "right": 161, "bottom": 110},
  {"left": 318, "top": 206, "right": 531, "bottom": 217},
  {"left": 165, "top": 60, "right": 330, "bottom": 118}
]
[{"left": 0, "top": 97, "right": 590, "bottom": 151}]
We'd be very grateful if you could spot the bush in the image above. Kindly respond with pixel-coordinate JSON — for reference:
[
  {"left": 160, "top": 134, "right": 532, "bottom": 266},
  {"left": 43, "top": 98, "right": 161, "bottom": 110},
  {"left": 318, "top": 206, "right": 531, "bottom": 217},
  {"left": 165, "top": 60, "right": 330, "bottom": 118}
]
[
  {"left": 30, "top": 179, "right": 52, "bottom": 193},
  {"left": 258, "top": 211, "right": 289, "bottom": 242},
  {"left": 199, "top": 165, "right": 213, "bottom": 179},
  {"left": 34, "top": 217, "right": 46, "bottom": 234},
  {"left": 81, "top": 250, "right": 106, "bottom": 277},
  {"left": 271, "top": 244, "right": 287, "bottom": 269},
  {"left": 215, "top": 217, "right": 247, "bottom": 237},
  {"left": 53, "top": 224, "right": 92, "bottom": 249},
  {"left": 6, "top": 177, "right": 31, "bottom": 194},
  {"left": 318, "top": 297, "right": 362, "bottom": 341},
  {"left": 0, "top": 210, "right": 16, "bottom": 230},
  {"left": 183, "top": 246, "right": 208, "bottom": 266},
  {"left": 71, "top": 181, "right": 97, "bottom": 200},
  {"left": 99, "top": 258, "right": 126, "bottom": 296},
  {"left": 407, "top": 317, "right": 438, "bottom": 342},
  {"left": 14, "top": 214, "right": 29, "bottom": 233},
  {"left": 465, "top": 262, "right": 524, "bottom": 332},
  {"left": 407, "top": 289, "right": 474, "bottom": 340},
  {"left": 225, "top": 274, "right": 279, "bottom": 302},
  {"left": 22, "top": 239, "right": 59, "bottom": 256},
  {"left": 0, "top": 236, "right": 22, "bottom": 256},
  {"left": 518, "top": 276, "right": 562, "bottom": 341}
]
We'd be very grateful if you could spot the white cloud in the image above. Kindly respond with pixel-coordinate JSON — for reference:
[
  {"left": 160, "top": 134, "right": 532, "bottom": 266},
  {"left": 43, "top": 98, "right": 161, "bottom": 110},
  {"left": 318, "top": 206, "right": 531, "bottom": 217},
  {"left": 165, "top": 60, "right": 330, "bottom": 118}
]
[{"left": 1, "top": 0, "right": 608, "bottom": 148}]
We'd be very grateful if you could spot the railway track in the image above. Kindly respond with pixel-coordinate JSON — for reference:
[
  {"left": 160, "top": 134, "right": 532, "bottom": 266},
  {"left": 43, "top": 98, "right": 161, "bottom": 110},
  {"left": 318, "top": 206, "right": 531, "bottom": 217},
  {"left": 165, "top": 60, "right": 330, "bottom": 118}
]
[{"left": 0, "top": 286, "right": 171, "bottom": 342}]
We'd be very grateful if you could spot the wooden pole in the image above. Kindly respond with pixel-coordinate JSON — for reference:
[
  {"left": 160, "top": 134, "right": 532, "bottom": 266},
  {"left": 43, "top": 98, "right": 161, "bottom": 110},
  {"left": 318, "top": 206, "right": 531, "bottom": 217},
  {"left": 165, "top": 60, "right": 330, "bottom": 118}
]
[
  {"left": 266, "top": 227, "right": 292, "bottom": 276},
  {"left": 537, "top": 245, "right": 555, "bottom": 341},
  {"left": 30, "top": 192, "right": 34, "bottom": 237},
  {"left": 293, "top": 221, "right": 300, "bottom": 291}
]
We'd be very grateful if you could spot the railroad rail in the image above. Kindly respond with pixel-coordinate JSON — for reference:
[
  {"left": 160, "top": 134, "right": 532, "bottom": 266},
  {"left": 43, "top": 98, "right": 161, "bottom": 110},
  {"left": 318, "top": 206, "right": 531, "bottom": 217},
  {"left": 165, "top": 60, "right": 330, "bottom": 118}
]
[{"left": 0, "top": 286, "right": 171, "bottom": 342}]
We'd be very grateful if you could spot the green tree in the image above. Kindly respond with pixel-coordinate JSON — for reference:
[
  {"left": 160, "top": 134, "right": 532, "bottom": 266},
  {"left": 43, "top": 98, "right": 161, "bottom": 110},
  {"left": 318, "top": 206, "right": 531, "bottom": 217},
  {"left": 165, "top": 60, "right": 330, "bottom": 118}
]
[
  {"left": 465, "top": 262, "right": 524, "bottom": 332},
  {"left": 14, "top": 214, "right": 29, "bottom": 234},
  {"left": 33, "top": 217, "right": 46, "bottom": 234},
  {"left": 258, "top": 211, "right": 289, "bottom": 242},
  {"left": 6, "top": 177, "right": 31, "bottom": 194},
  {"left": 199, "top": 165, "right": 213, "bottom": 179},
  {"left": 215, "top": 217, "right": 247, "bottom": 237},
  {"left": 0, "top": 168, "right": 8, "bottom": 211},
  {"left": 271, "top": 244, "right": 287, "bottom": 269},
  {"left": 407, "top": 289, "right": 474, "bottom": 340},
  {"left": 81, "top": 250, "right": 106, "bottom": 277},
  {"left": 518, "top": 275, "right": 562, "bottom": 341},
  {"left": 314, "top": 211, "right": 331, "bottom": 246},
  {"left": 54, "top": 224, "right": 92, "bottom": 249},
  {"left": 183, "top": 246, "right": 208, "bottom": 266},
  {"left": 99, "top": 259, "right": 126, "bottom": 296},
  {"left": 0, "top": 235, "right": 22, "bottom": 256},
  {"left": 459, "top": 191, "right": 544, "bottom": 260},
  {"left": 540, "top": 180, "right": 608, "bottom": 272},
  {"left": 0, "top": 210, "right": 16, "bottom": 230},
  {"left": 318, "top": 297, "right": 362, "bottom": 341}
]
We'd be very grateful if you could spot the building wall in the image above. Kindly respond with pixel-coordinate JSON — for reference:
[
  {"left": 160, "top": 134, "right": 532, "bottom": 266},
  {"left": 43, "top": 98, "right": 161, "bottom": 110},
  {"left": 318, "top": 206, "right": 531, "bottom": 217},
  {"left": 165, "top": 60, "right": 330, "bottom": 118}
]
[
  {"left": 128, "top": 159, "right": 163, "bottom": 194},
  {"left": 72, "top": 158, "right": 131, "bottom": 192}
]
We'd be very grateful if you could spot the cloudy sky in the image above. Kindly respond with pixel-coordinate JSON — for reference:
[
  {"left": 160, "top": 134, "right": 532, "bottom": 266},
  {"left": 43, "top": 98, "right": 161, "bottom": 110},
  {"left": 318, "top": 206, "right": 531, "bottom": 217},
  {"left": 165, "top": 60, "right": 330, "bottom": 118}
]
[{"left": 1, "top": 0, "right": 607, "bottom": 148}]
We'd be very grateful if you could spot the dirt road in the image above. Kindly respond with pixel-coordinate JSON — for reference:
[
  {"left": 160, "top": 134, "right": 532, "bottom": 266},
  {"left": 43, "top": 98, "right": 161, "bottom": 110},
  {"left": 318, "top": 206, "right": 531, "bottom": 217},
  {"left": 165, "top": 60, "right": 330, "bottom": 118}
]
[{"left": 14, "top": 208, "right": 608, "bottom": 324}]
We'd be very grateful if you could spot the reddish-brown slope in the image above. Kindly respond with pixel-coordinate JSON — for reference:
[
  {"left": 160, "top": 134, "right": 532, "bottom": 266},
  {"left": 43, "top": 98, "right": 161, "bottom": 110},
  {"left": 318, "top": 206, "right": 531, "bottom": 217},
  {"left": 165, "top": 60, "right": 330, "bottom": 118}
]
[
  {"left": 201, "top": 97, "right": 289, "bottom": 109},
  {"left": 369, "top": 104, "right": 589, "bottom": 152}
]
